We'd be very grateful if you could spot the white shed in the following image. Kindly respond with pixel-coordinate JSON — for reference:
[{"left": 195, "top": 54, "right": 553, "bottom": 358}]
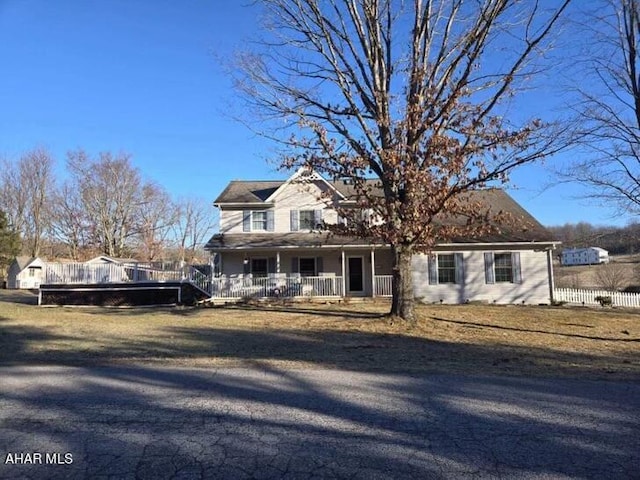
[
  {"left": 7, "top": 257, "right": 45, "bottom": 289},
  {"left": 561, "top": 247, "right": 609, "bottom": 266}
]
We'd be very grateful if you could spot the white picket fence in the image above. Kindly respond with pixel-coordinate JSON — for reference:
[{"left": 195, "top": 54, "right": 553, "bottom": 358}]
[{"left": 554, "top": 288, "right": 640, "bottom": 308}]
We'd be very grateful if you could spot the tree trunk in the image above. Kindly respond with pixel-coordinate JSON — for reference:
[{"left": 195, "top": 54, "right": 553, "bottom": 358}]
[{"left": 390, "top": 244, "right": 416, "bottom": 323}]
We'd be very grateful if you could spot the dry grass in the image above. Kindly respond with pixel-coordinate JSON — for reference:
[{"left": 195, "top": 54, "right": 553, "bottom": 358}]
[
  {"left": 1, "top": 290, "right": 639, "bottom": 380},
  {"left": 555, "top": 254, "right": 640, "bottom": 290}
]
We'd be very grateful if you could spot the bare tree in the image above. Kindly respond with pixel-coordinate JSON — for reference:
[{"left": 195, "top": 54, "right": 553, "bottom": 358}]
[
  {"left": 0, "top": 148, "right": 55, "bottom": 257},
  {"left": 236, "top": 0, "right": 572, "bottom": 321},
  {"left": 595, "top": 261, "right": 631, "bottom": 290},
  {"left": 49, "top": 181, "right": 91, "bottom": 260},
  {"left": 172, "top": 197, "right": 217, "bottom": 264},
  {"left": 67, "top": 150, "right": 144, "bottom": 258},
  {"left": 561, "top": 0, "right": 640, "bottom": 215},
  {"left": 135, "top": 184, "right": 178, "bottom": 262}
]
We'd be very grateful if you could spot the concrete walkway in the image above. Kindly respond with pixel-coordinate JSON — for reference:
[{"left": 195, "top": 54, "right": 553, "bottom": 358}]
[{"left": 0, "top": 366, "right": 638, "bottom": 479}]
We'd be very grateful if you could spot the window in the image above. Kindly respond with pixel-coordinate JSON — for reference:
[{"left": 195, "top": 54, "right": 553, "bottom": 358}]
[
  {"left": 299, "top": 258, "right": 316, "bottom": 276},
  {"left": 252, "top": 211, "right": 267, "bottom": 231},
  {"left": 428, "top": 253, "right": 463, "bottom": 285},
  {"left": 299, "top": 210, "right": 315, "bottom": 230},
  {"left": 251, "top": 258, "right": 268, "bottom": 277},
  {"left": 484, "top": 252, "right": 521, "bottom": 284},
  {"left": 28, "top": 267, "right": 36, "bottom": 277},
  {"left": 437, "top": 254, "right": 456, "bottom": 284},
  {"left": 292, "top": 256, "right": 323, "bottom": 276},
  {"left": 290, "top": 209, "right": 322, "bottom": 231},
  {"left": 243, "top": 210, "right": 273, "bottom": 232},
  {"left": 494, "top": 253, "right": 513, "bottom": 283}
]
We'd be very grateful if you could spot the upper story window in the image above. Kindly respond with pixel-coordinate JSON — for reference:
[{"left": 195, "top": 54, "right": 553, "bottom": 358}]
[
  {"left": 290, "top": 209, "right": 322, "bottom": 231},
  {"left": 252, "top": 211, "right": 267, "bottom": 231},
  {"left": 299, "top": 210, "right": 315, "bottom": 230},
  {"left": 243, "top": 210, "right": 274, "bottom": 232}
]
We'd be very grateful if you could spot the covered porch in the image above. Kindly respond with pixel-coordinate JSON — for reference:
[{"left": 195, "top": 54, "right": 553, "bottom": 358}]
[{"left": 207, "top": 234, "right": 393, "bottom": 300}]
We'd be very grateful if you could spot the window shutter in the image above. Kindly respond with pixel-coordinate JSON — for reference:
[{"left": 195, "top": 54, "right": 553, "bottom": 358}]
[
  {"left": 316, "top": 256, "right": 323, "bottom": 275},
  {"left": 291, "top": 257, "right": 299, "bottom": 273},
  {"left": 454, "top": 253, "right": 464, "bottom": 285},
  {"left": 266, "top": 210, "right": 274, "bottom": 231},
  {"left": 268, "top": 257, "right": 276, "bottom": 274},
  {"left": 484, "top": 252, "right": 495, "bottom": 284},
  {"left": 243, "top": 210, "right": 251, "bottom": 232},
  {"left": 314, "top": 209, "right": 322, "bottom": 228},
  {"left": 428, "top": 254, "right": 438, "bottom": 285},
  {"left": 512, "top": 252, "right": 522, "bottom": 284},
  {"left": 290, "top": 210, "right": 299, "bottom": 231},
  {"left": 243, "top": 259, "right": 250, "bottom": 275}
]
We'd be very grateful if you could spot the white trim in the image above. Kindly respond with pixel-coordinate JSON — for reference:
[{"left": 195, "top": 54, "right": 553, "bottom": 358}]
[
  {"left": 265, "top": 167, "right": 346, "bottom": 203},
  {"left": 341, "top": 250, "right": 346, "bottom": 295},
  {"left": 214, "top": 202, "right": 274, "bottom": 208},
  {"left": 209, "top": 241, "right": 558, "bottom": 252}
]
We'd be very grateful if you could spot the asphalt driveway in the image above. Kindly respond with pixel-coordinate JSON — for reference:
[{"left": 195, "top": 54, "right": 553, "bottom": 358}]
[{"left": 0, "top": 366, "right": 638, "bottom": 479}]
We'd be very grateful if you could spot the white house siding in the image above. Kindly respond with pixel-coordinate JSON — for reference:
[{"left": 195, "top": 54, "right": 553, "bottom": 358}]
[
  {"left": 220, "top": 210, "right": 245, "bottom": 234},
  {"left": 272, "top": 180, "right": 338, "bottom": 231},
  {"left": 7, "top": 258, "right": 45, "bottom": 289},
  {"left": 219, "top": 180, "right": 340, "bottom": 234},
  {"left": 412, "top": 249, "right": 551, "bottom": 305}
]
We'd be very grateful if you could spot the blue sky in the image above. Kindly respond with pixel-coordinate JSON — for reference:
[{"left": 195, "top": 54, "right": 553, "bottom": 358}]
[{"left": 0, "top": 0, "right": 630, "bottom": 227}]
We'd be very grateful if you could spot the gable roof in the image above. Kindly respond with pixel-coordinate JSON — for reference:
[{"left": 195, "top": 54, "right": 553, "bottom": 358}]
[
  {"left": 264, "top": 167, "right": 345, "bottom": 203},
  {"left": 214, "top": 181, "right": 283, "bottom": 204},
  {"left": 12, "top": 256, "right": 43, "bottom": 271},
  {"left": 212, "top": 173, "right": 553, "bottom": 243}
]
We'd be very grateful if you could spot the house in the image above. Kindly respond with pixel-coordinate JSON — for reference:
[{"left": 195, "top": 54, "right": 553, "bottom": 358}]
[
  {"left": 561, "top": 247, "right": 609, "bottom": 266},
  {"left": 7, "top": 257, "right": 45, "bottom": 289},
  {"left": 205, "top": 169, "right": 559, "bottom": 304}
]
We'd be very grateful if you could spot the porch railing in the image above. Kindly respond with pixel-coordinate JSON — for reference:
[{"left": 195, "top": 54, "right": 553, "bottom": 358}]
[
  {"left": 374, "top": 275, "right": 393, "bottom": 297},
  {"left": 210, "top": 275, "right": 344, "bottom": 299},
  {"left": 45, "top": 262, "right": 186, "bottom": 285}
]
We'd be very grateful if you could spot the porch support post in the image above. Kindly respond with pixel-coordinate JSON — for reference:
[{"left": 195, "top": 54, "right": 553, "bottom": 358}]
[
  {"left": 341, "top": 249, "right": 346, "bottom": 297},
  {"left": 371, "top": 248, "right": 376, "bottom": 298},
  {"left": 547, "top": 247, "right": 555, "bottom": 303},
  {"left": 276, "top": 251, "right": 281, "bottom": 274}
]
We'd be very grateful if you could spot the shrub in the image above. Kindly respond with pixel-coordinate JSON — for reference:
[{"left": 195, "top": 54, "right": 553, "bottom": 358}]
[{"left": 594, "top": 295, "right": 612, "bottom": 307}]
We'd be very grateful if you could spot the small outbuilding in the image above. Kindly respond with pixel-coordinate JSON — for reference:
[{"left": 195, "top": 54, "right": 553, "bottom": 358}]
[{"left": 7, "top": 257, "right": 45, "bottom": 289}]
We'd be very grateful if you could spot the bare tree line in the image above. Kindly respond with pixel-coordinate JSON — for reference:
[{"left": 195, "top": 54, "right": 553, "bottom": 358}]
[
  {"left": 0, "top": 148, "right": 216, "bottom": 263},
  {"left": 548, "top": 221, "right": 640, "bottom": 255}
]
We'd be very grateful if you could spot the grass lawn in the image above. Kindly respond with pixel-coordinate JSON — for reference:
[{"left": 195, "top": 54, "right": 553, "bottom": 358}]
[{"left": 1, "top": 290, "right": 638, "bottom": 380}]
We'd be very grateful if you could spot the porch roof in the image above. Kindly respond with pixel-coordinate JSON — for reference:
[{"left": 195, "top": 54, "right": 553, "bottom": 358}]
[
  {"left": 205, "top": 231, "right": 557, "bottom": 252},
  {"left": 205, "top": 232, "right": 385, "bottom": 251}
]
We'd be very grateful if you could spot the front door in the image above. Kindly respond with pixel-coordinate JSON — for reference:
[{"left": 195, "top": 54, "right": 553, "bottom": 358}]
[{"left": 347, "top": 257, "right": 364, "bottom": 294}]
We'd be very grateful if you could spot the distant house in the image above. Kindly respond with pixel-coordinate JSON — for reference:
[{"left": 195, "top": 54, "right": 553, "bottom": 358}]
[
  {"left": 7, "top": 257, "right": 45, "bottom": 289},
  {"left": 561, "top": 247, "right": 609, "bottom": 266}
]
